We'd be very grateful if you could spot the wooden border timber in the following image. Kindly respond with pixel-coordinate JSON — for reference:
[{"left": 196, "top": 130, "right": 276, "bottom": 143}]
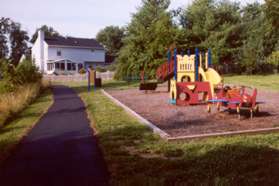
[
  {"left": 167, "top": 127, "right": 279, "bottom": 141},
  {"left": 101, "top": 89, "right": 170, "bottom": 139},
  {"left": 102, "top": 89, "right": 279, "bottom": 142}
]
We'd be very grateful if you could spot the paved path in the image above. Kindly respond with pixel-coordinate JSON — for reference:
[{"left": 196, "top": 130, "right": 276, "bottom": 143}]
[{"left": 0, "top": 86, "right": 109, "bottom": 186}]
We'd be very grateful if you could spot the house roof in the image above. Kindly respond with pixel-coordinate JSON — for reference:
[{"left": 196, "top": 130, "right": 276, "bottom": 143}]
[{"left": 44, "top": 36, "right": 104, "bottom": 49}]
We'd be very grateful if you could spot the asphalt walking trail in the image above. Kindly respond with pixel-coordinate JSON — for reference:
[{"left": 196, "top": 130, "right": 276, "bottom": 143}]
[{"left": 0, "top": 85, "right": 109, "bottom": 186}]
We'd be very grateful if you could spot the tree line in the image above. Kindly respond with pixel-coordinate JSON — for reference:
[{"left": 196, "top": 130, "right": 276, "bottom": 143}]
[
  {"left": 96, "top": 0, "right": 279, "bottom": 79},
  {"left": 0, "top": 18, "right": 29, "bottom": 66},
  {"left": 0, "top": 0, "right": 278, "bottom": 79},
  {"left": 0, "top": 18, "right": 59, "bottom": 67},
  {"left": 0, "top": 21, "right": 59, "bottom": 92}
]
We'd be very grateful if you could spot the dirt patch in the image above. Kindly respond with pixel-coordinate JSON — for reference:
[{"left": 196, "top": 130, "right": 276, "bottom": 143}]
[{"left": 106, "top": 84, "right": 279, "bottom": 137}]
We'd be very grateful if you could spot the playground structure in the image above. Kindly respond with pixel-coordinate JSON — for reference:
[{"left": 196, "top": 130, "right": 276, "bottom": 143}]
[
  {"left": 139, "top": 48, "right": 260, "bottom": 118},
  {"left": 169, "top": 48, "right": 221, "bottom": 106}
]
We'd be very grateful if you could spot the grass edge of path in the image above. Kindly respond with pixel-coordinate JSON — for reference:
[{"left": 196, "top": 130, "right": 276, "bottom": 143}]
[{"left": 0, "top": 88, "right": 53, "bottom": 165}]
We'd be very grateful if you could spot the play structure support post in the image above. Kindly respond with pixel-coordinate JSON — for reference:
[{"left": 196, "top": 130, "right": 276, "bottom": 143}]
[
  {"left": 208, "top": 49, "right": 212, "bottom": 68},
  {"left": 187, "top": 49, "right": 190, "bottom": 56},
  {"left": 195, "top": 48, "right": 199, "bottom": 81},
  {"left": 167, "top": 49, "right": 171, "bottom": 91},
  {"left": 167, "top": 50, "right": 171, "bottom": 74},
  {"left": 174, "top": 48, "right": 177, "bottom": 80},
  {"left": 181, "top": 50, "right": 184, "bottom": 56}
]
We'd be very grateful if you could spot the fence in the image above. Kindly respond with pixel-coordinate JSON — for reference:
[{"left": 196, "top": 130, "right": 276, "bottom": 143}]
[{"left": 44, "top": 71, "right": 115, "bottom": 82}]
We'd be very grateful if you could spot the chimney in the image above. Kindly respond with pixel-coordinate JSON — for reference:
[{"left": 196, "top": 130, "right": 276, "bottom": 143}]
[{"left": 38, "top": 30, "right": 45, "bottom": 72}]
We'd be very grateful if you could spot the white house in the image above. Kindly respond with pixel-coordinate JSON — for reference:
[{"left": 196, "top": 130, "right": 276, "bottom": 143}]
[{"left": 31, "top": 30, "right": 105, "bottom": 74}]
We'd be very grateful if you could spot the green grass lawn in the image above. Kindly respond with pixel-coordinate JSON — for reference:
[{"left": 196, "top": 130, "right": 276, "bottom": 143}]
[
  {"left": 224, "top": 74, "right": 279, "bottom": 91},
  {"left": 0, "top": 89, "right": 53, "bottom": 164},
  {"left": 69, "top": 78, "right": 279, "bottom": 185}
]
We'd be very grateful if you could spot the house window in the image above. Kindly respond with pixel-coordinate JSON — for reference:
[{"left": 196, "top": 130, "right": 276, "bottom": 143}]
[
  {"left": 72, "top": 63, "right": 76, "bottom": 71},
  {"left": 66, "top": 63, "right": 76, "bottom": 71},
  {"left": 55, "top": 63, "right": 60, "bottom": 69},
  {"left": 67, "top": 63, "right": 72, "bottom": 71},
  {"left": 57, "top": 50, "right": 62, "bottom": 56},
  {"left": 47, "top": 63, "right": 54, "bottom": 71},
  {"left": 61, "top": 63, "right": 65, "bottom": 70}
]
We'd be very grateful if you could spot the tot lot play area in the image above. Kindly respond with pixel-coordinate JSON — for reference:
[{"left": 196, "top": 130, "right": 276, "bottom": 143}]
[
  {"left": 105, "top": 48, "right": 279, "bottom": 140},
  {"left": 1, "top": 0, "right": 279, "bottom": 184}
]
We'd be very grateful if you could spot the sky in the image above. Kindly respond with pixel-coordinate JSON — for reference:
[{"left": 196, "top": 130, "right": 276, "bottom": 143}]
[{"left": 0, "top": 0, "right": 264, "bottom": 38}]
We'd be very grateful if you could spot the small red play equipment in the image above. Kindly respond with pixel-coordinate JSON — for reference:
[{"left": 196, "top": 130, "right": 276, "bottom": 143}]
[
  {"left": 175, "top": 82, "right": 213, "bottom": 106},
  {"left": 207, "top": 85, "right": 260, "bottom": 118}
]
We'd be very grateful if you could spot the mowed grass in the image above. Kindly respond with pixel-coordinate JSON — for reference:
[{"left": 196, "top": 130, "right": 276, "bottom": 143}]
[
  {"left": 224, "top": 74, "right": 279, "bottom": 91},
  {"left": 0, "top": 89, "right": 53, "bottom": 164},
  {"left": 69, "top": 79, "right": 279, "bottom": 185},
  {"left": 102, "top": 80, "right": 140, "bottom": 90}
]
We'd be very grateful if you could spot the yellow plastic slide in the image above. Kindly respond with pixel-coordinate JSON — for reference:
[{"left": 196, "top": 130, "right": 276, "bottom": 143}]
[
  {"left": 205, "top": 68, "right": 222, "bottom": 86},
  {"left": 205, "top": 68, "right": 222, "bottom": 95}
]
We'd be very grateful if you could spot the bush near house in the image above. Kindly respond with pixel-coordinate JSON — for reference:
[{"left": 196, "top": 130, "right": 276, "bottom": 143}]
[
  {"left": 79, "top": 68, "right": 86, "bottom": 74},
  {"left": 106, "top": 63, "right": 117, "bottom": 72},
  {"left": 0, "top": 59, "right": 42, "bottom": 93},
  {"left": 95, "top": 66, "right": 107, "bottom": 73},
  {"left": 0, "top": 59, "right": 46, "bottom": 127}
]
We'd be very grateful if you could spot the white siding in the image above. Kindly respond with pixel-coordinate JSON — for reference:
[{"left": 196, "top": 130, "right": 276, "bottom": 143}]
[
  {"left": 48, "top": 47, "right": 105, "bottom": 64},
  {"left": 43, "top": 42, "right": 49, "bottom": 72},
  {"left": 31, "top": 30, "right": 48, "bottom": 73},
  {"left": 31, "top": 39, "right": 41, "bottom": 70}
]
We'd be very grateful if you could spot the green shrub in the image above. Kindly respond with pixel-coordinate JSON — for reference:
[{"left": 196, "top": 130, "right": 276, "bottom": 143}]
[
  {"left": 15, "top": 60, "right": 42, "bottom": 84},
  {"left": 267, "top": 51, "right": 279, "bottom": 73},
  {"left": 106, "top": 63, "right": 117, "bottom": 71},
  {"left": 79, "top": 68, "right": 86, "bottom": 74},
  {"left": 0, "top": 59, "right": 41, "bottom": 92}
]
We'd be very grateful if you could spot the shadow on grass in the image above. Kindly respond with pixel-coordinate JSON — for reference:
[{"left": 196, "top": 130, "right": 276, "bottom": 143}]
[{"left": 99, "top": 125, "right": 279, "bottom": 185}]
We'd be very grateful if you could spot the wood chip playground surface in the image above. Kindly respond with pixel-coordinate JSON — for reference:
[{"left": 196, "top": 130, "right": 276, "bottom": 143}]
[{"left": 106, "top": 84, "right": 279, "bottom": 138}]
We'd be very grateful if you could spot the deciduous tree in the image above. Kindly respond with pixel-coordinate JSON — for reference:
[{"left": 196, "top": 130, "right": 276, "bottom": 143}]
[
  {"left": 115, "top": 0, "right": 176, "bottom": 79},
  {"left": 9, "top": 23, "right": 29, "bottom": 66},
  {"left": 96, "top": 26, "right": 125, "bottom": 57},
  {"left": 30, "top": 25, "right": 60, "bottom": 43}
]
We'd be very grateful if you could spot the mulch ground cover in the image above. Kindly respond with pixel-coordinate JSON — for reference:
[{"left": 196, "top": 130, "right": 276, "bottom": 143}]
[{"left": 106, "top": 84, "right": 279, "bottom": 137}]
